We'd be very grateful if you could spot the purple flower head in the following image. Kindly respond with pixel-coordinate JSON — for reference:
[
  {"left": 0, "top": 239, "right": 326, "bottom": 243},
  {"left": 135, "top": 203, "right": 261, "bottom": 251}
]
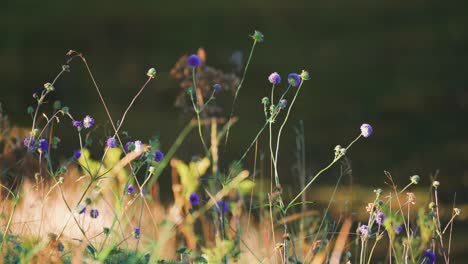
[
  {"left": 358, "top": 225, "right": 369, "bottom": 238},
  {"left": 217, "top": 200, "right": 229, "bottom": 214},
  {"left": 268, "top": 72, "right": 281, "bottom": 84},
  {"left": 72, "top": 120, "right": 82, "bottom": 129},
  {"left": 38, "top": 139, "right": 48, "bottom": 153},
  {"left": 73, "top": 150, "right": 81, "bottom": 160},
  {"left": 278, "top": 99, "right": 288, "bottom": 109},
  {"left": 83, "top": 115, "right": 95, "bottom": 129},
  {"left": 189, "top": 192, "right": 200, "bottom": 206},
  {"left": 127, "top": 185, "right": 135, "bottom": 195},
  {"left": 90, "top": 209, "right": 99, "bottom": 219},
  {"left": 375, "top": 212, "right": 386, "bottom": 225},
  {"left": 360, "top": 123, "right": 373, "bottom": 138},
  {"left": 24, "top": 136, "right": 35, "bottom": 150},
  {"left": 213, "top": 83, "right": 222, "bottom": 92},
  {"left": 394, "top": 224, "right": 403, "bottom": 235},
  {"left": 106, "top": 137, "right": 117, "bottom": 148},
  {"left": 187, "top": 54, "right": 202, "bottom": 67},
  {"left": 155, "top": 150, "right": 164, "bottom": 162},
  {"left": 287, "top": 73, "right": 301, "bottom": 87},
  {"left": 133, "top": 227, "right": 141, "bottom": 239},
  {"left": 424, "top": 249, "right": 436, "bottom": 264},
  {"left": 124, "top": 141, "right": 133, "bottom": 152}
]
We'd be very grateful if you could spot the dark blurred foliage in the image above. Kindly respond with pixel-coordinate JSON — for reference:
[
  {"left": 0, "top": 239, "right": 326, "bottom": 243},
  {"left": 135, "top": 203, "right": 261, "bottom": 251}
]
[{"left": 0, "top": 0, "right": 467, "bottom": 204}]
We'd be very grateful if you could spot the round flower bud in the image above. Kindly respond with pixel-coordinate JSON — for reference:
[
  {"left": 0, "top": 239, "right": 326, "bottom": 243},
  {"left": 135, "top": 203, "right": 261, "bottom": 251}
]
[
  {"left": 360, "top": 123, "right": 373, "bottom": 138},
  {"left": 189, "top": 192, "right": 200, "bottom": 206},
  {"left": 428, "top": 202, "right": 436, "bottom": 209},
  {"left": 300, "top": 70, "right": 310, "bottom": 80},
  {"left": 44, "top": 82, "right": 55, "bottom": 91},
  {"left": 213, "top": 83, "right": 222, "bottom": 92},
  {"left": 432, "top": 181, "right": 440, "bottom": 188},
  {"left": 187, "top": 54, "right": 202, "bottom": 67},
  {"left": 374, "top": 188, "right": 383, "bottom": 195},
  {"left": 251, "top": 30, "right": 264, "bottom": 42},
  {"left": 278, "top": 99, "right": 288, "bottom": 109},
  {"left": 147, "top": 68, "right": 157, "bottom": 78},
  {"left": 268, "top": 72, "right": 281, "bottom": 84},
  {"left": 410, "top": 175, "right": 420, "bottom": 185},
  {"left": 261, "top": 97, "right": 270, "bottom": 105},
  {"left": 155, "top": 150, "right": 164, "bottom": 162},
  {"left": 454, "top": 208, "right": 461, "bottom": 216}
]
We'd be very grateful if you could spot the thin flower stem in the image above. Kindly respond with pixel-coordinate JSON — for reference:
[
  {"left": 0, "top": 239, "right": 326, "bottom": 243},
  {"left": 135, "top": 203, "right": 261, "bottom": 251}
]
[
  {"left": 238, "top": 122, "right": 268, "bottom": 163},
  {"left": 225, "top": 40, "right": 257, "bottom": 146},
  {"left": 287, "top": 134, "right": 362, "bottom": 211},
  {"left": 273, "top": 82, "right": 300, "bottom": 186}
]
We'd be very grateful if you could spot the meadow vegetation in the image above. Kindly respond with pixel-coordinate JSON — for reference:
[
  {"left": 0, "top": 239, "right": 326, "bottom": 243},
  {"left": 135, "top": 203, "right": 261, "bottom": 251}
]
[{"left": 0, "top": 30, "right": 461, "bottom": 263}]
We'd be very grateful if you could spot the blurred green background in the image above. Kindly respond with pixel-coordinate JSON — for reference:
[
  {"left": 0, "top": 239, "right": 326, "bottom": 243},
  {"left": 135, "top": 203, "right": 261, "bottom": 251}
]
[{"left": 1, "top": 1, "right": 467, "bottom": 203}]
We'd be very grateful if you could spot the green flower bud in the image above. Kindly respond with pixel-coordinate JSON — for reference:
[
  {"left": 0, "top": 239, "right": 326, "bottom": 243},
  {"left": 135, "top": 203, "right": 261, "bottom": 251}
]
[
  {"left": 187, "top": 87, "right": 195, "bottom": 95},
  {"left": 432, "top": 181, "right": 439, "bottom": 188},
  {"left": 147, "top": 68, "right": 157, "bottom": 78},
  {"left": 53, "top": 101, "right": 62, "bottom": 110},
  {"left": 251, "top": 30, "right": 264, "bottom": 42},
  {"left": 149, "top": 166, "right": 155, "bottom": 174},
  {"left": 300, "top": 70, "right": 310, "bottom": 80},
  {"left": 85, "top": 198, "right": 92, "bottom": 205},
  {"left": 428, "top": 202, "right": 436, "bottom": 209},
  {"left": 61, "top": 107, "right": 69, "bottom": 114},
  {"left": 261, "top": 97, "right": 270, "bottom": 105},
  {"left": 454, "top": 208, "right": 461, "bottom": 216},
  {"left": 44, "top": 82, "right": 55, "bottom": 91},
  {"left": 374, "top": 188, "right": 383, "bottom": 195},
  {"left": 62, "top": 64, "right": 70, "bottom": 72},
  {"left": 410, "top": 175, "right": 420, "bottom": 184}
]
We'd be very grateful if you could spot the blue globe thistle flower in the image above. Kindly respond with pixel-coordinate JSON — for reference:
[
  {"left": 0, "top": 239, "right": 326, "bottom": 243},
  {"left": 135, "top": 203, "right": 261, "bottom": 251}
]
[
  {"left": 360, "top": 123, "right": 373, "bottom": 138},
  {"left": 187, "top": 54, "right": 202, "bottom": 67},
  {"left": 268, "top": 72, "right": 281, "bottom": 84},
  {"left": 90, "top": 209, "right": 99, "bottom": 219},
  {"left": 189, "top": 192, "right": 200, "bottom": 206},
  {"left": 375, "top": 212, "right": 386, "bottom": 225},
  {"left": 155, "top": 150, "right": 164, "bottom": 162},
  {"left": 358, "top": 225, "right": 369, "bottom": 238},
  {"left": 217, "top": 200, "right": 229, "bottom": 214},
  {"left": 213, "top": 83, "right": 222, "bottom": 92},
  {"left": 38, "top": 139, "right": 49, "bottom": 153},
  {"left": 24, "top": 136, "right": 35, "bottom": 150},
  {"left": 127, "top": 185, "right": 135, "bottom": 195},
  {"left": 106, "top": 137, "right": 117, "bottom": 148},
  {"left": 72, "top": 120, "right": 82, "bottom": 129},
  {"left": 133, "top": 227, "right": 141, "bottom": 239},
  {"left": 73, "top": 150, "right": 81, "bottom": 160},
  {"left": 423, "top": 249, "right": 436, "bottom": 264},
  {"left": 83, "top": 115, "right": 95, "bottom": 129},
  {"left": 287, "top": 73, "right": 301, "bottom": 87},
  {"left": 278, "top": 99, "right": 288, "bottom": 109}
]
